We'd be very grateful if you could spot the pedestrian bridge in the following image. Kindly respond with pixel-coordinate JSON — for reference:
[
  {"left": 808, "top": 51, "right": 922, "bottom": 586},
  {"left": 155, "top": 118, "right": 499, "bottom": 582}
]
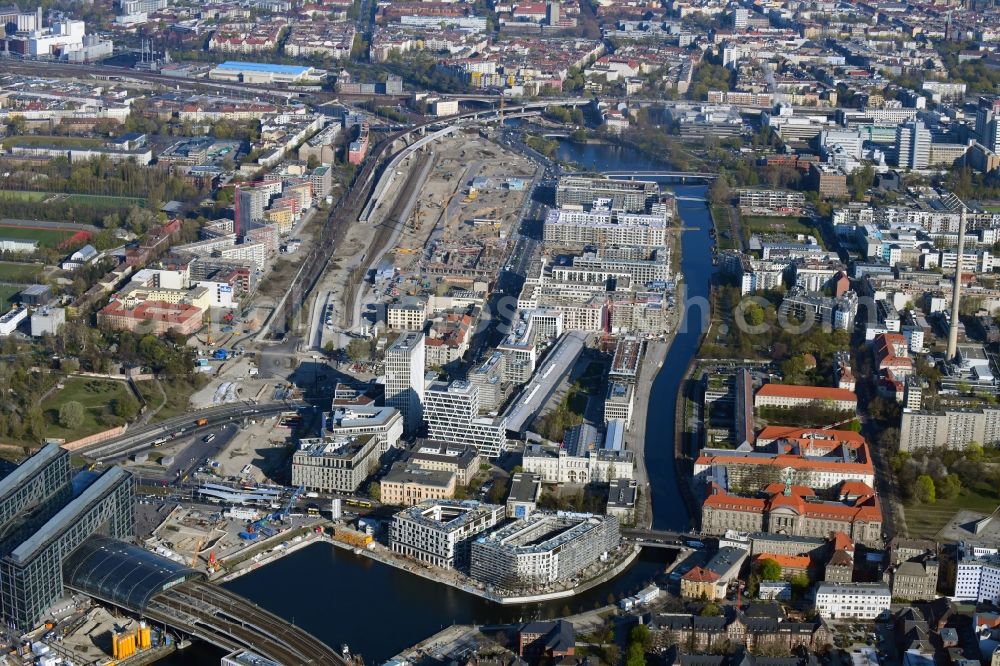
[
  {"left": 601, "top": 170, "right": 717, "bottom": 182},
  {"left": 64, "top": 536, "right": 343, "bottom": 665}
]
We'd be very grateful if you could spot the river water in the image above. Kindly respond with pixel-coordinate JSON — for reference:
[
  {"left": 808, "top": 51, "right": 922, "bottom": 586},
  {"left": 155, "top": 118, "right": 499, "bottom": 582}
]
[{"left": 160, "top": 139, "right": 715, "bottom": 666}]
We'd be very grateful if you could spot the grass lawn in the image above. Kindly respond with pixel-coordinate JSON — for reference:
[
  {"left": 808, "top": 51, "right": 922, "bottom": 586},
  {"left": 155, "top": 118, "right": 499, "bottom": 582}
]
[
  {"left": 903, "top": 480, "right": 1000, "bottom": 539},
  {"left": 0, "top": 224, "right": 75, "bottom": 248},
  {"left": 148, "top": 379, "right": 200, "bottom": 423},
  {"left": 710, "top": 205, "right": 739, "bottom": 251},
  {"left": 0, "top": 262, "right": 43, "bottom": 283},
  {"left": 133, "top": 379, "right": 165, "bottom": 413},
  {"left": 0, "top": 191, "right": 46, "bottom": 203},
  {"left": 0, "top": 285, "right": 21, "bottom": 307},
  {"left": 41, "top": 377, "right": 130, "bottom": 441},
  {"left": 743, "top": 216, "right": 814, "bottom": 236}
]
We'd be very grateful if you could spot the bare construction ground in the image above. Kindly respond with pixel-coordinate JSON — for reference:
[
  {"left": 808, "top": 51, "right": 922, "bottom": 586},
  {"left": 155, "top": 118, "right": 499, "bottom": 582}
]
[{"left": 312, "top": 130, "right": 539, "bottom": 349}]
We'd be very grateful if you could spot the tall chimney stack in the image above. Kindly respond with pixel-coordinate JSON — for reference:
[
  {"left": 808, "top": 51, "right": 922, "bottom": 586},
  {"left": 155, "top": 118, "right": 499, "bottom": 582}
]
[{"left": 947, "top": 205, "right": 967, "bottom": 361}]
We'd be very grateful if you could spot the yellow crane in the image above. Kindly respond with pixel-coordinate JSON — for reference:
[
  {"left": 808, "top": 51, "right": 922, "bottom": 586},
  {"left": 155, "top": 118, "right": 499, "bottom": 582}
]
[{"left": 190, "top": 538, "right": 204, "bottom": 568}]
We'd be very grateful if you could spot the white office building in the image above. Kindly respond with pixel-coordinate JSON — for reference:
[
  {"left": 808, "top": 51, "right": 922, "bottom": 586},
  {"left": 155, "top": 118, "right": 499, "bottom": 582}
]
[
  {"left": 384, "top": 332, "right": 425, "bottom": 434},
  {"left": 895, "top": 121, "right": 931, "bottom": 170},
  {"left": 390, "top": 500, "right": 504, "bottom": 569},
  {"left": 424, "top": 381, "right": 508, "bottom": 458},
  {"left": 814, "top": 582, "right": 891, "bottom": 620},
  {"left": 954, "top": 543, "right": 1000, "bottom": 604}
]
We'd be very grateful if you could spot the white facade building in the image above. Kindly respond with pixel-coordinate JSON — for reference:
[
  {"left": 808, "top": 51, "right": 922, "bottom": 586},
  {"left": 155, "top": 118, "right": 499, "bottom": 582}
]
[
  {"left": 390, "top": 500, "right": 504, "bottom": 569},
  {"left": 814, "top": 582, "right": 891, "bottom": 620},
  {"left": 384, "top": 332, "right": 426, "bottom": 434},
  {"left": 423, "top": 381, "right": 507, "bottom": 458},
  {"left": 955, "top": 543, "right": 1000, "bottom": 604}
]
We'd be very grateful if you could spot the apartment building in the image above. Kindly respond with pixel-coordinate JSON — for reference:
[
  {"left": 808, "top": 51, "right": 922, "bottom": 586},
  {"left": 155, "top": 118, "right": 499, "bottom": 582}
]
[
  {"left": 555, "top": 176, "right": 658, "bottom": 213},
  {"left": 389, "top": 500, "right": 504, "bottom": 569},
  {"left": 471, "top": 513, "right": 620, "bottom": 590},
  {"left": 543, "top": 207, "right": 667, "bottom": 248},
  {"left": 737, "top": 189, "right": 805, "bottom": 211},
  {"left": 898, "top": 407, "right": 1000, "bottom": 450},
  {"left": 814, "top": 583, "right": 891, "bottom": 620}
]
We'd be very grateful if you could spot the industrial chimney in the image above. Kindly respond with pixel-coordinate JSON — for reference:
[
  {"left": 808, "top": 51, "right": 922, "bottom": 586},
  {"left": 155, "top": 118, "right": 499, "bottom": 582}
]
[{"left": 947, "top": 205, "right": 967, "bottom": 361}]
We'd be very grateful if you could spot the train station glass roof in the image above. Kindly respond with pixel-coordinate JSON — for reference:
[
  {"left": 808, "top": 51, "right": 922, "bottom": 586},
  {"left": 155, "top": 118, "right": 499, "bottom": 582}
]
[{"left": 63, "top": 535, "right": 203, "bottom": 611}]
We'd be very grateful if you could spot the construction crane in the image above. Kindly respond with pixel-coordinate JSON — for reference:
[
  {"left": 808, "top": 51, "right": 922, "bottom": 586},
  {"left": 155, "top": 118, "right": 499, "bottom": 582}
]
[
  {"left": 279, "top": 484, "right": 305, "bottom": 521},
  {"left": 190, "top": 538, "right": 205, "bottom": 568}
]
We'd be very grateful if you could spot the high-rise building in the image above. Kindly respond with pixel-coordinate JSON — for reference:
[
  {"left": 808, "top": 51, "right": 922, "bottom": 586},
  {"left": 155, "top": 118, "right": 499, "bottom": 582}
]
[
  {"left": 976, "top": 97, "right": 1000, "bottom": 154},
  {"left": 731, "top": 7, "right": 749, "bottom": 29},
  {"left": 424, "top": 381, "right": 508, "bottom": 457},
  {"left": 384, "top": 332, "right": 425, "bottom": 434},
  {"left": 895, "top": 120, "right": 931, "bottom": 170}
]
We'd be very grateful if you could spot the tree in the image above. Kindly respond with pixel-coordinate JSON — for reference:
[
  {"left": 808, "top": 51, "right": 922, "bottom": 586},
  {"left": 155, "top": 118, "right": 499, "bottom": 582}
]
[
  {"left": 59, "top": 401, "right": 86, "bottom": 430},
  {"left": 346, "top": 338, "right": 370, "bottom": 362},
  {"left": 625, "top": 642, "right": 645, "bottom": 666},
  {"left": 306, "top": 155, "right": 320, "bottom": 170},
  {"left": 708, "top": 177, "right": 731, "bottom": 206},
  {"left": 112, "top": 393, "right": 140, "bottom": 420},
  {"left": 369, "top": 482, "right": 381, "bottom": 502},
  {"left": 936, "top": 473, "right": 962, "bottom": 500},
  {"left": 915, "top": 474, "right": 936, "bottom": 503},
  {"left": 848, "top": 164, "right": 875, "bottom": 201},
  {"left": 700, "top": 602, "right": 722, "bottom": 616},
  {"left": 758, "top": 558, "right": 782, "bottom": 581},
  {"left": 789, "top": 573, "right": 811, "bottom": 598}
]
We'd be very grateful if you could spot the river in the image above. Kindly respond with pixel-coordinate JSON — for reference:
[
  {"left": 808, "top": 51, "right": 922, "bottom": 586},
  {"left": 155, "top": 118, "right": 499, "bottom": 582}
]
[
  {"left": 160, "top": 139, "right": 715, "bottom": 666},
  {"left": 555, "top": 141, "right": 715, "bottom": 532}
]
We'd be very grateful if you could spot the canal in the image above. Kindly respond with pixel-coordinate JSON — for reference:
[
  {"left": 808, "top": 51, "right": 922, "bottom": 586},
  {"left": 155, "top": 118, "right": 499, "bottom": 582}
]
[{"left": 162, "top": 140, "right": 715, "bottom": 665}]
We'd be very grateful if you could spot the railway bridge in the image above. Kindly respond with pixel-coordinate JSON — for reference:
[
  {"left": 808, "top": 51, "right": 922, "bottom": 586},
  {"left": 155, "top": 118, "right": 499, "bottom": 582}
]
[{"left": 64, "top": 536, "right": 343, "bottom": 665}]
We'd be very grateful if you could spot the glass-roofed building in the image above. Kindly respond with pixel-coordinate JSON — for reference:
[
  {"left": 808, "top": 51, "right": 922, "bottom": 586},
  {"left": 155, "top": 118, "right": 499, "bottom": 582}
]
[{"left": 0, "top": 444, "right": 135, "bottom": 630}]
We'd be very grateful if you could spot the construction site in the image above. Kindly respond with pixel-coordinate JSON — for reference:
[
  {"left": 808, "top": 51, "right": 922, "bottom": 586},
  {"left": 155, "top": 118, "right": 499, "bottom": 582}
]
[{"left": 312, "top": 129, "right": 539, "bottom": 348}]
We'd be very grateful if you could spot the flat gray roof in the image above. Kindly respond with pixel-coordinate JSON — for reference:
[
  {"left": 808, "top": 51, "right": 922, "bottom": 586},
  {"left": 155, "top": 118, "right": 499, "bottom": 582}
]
[
  {"left": 0, "top": 443, "right": 66, "bottom": 506},
  {"left": 9, "top": 467, "right": 128, "bottom": 565}
]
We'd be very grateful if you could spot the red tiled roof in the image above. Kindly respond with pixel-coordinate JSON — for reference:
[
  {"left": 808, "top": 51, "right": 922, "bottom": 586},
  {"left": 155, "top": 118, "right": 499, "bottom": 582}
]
[{"left": 682, "top": 566, "right": 721, "bottom": 583}]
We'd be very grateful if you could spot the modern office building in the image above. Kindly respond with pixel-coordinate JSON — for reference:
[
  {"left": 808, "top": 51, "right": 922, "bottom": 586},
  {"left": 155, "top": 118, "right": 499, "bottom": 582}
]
[
  {"left": 423, "top": 381, "right": 508, "bottom": 458},
  {"left": 291, "top": 434, "right": 384, "bottom": 493},
  {"left": 384, "top": 332, "right": 426, "bottom": 434},
  {"left": 390, "top": 500, "right": 504, "bottom": 569},
  {"left": 955, "top": 542, "right": 1000, "bottom": 604},
  {"left": 323, "top": 405, "right": 403, "bottom": 449},
  {"left": 0, "top": 445, "right": 136, "bottom": 630},
  {"left": 895, "top": 120, "right": 931, "bottom": 170},
  {"left": 471, "top": 513, "right": 620, "bottom": 590}
]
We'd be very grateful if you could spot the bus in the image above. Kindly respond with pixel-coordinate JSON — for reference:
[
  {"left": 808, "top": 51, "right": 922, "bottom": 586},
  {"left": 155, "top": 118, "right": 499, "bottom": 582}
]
[
  {"left": 345, "top": 498, "right": 373, "bottom": 509},
  {"left": 307, "top": 507, "right": 321, "bottom": 517}
]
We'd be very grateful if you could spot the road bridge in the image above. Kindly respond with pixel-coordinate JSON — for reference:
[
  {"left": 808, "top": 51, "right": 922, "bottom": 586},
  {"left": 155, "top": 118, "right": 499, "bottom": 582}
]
[
  {"left": 76, "top": 402, "right": 296, "bottom": 461},
  {"left": 622, "top": 528, "right": 706, "bottom": 550},
  {"left": 600, "top": 170, "right": 717, "bottom": 182}
]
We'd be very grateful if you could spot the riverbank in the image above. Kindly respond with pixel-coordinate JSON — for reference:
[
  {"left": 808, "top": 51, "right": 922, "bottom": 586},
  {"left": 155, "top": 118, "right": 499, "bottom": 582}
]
[{"left": 328, "top": 536, "right": 643, "bottom": 605}]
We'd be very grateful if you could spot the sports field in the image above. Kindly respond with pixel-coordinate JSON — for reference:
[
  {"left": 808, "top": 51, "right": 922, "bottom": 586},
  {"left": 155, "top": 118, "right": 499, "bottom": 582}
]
[
  {"left": 0, "top": 262, "right": 43, "bottom": 283},
  {"left": 0, "top": 223, "right": 78, "bottom": 248},
  {"left": 0, "top": 190, "right": 146, "bottom": 208}
]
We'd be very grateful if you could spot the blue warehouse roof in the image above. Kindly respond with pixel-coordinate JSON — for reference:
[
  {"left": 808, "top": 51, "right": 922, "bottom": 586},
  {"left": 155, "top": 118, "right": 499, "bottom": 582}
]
[{"left": 216, "top": 61, "right": 311, "bottom": 76}]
